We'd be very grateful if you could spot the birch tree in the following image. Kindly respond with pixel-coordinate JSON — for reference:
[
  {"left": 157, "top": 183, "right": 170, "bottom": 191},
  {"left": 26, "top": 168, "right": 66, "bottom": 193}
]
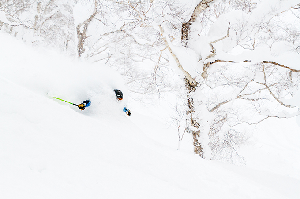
[
  {"left": 0, "top": 0, "right": 76, "bottom": 53},
  {"left": 180, "top": 0, "right": 300, "bottom": 161}
]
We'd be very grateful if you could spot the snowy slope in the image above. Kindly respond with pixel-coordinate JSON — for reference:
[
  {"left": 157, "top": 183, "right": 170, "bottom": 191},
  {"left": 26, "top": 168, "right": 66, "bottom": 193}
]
[{"left": 1, "top": 33, "right": 300, "bottom": 199}]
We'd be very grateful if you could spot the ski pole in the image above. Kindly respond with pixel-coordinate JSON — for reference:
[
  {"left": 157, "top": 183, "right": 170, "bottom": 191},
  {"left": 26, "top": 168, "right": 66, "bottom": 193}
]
[
  {"left": 52, "top": 97, "right": 90, "bottom": 110},
  {"left": 52, "top": 97, "right": 77, "bottom": 106}
]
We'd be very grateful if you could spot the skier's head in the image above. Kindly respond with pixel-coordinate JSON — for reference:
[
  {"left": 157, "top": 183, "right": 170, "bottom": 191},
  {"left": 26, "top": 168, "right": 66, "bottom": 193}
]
[{"left": 114, "top": 89, "right": 123, "bottom": 101}]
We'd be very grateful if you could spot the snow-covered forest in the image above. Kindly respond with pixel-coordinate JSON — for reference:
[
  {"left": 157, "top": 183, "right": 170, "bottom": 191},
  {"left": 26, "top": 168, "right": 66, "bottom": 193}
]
[{"left": 1, "top": 0, "right": 300, "bottom": 198}]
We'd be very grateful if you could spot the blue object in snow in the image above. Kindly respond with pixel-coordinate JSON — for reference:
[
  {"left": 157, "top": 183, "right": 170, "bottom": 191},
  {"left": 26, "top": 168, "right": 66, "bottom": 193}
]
[
  {"left": 123, "top": 107, "right": 131, "bottom": 116},
  {"left": 85, "top": 100, "right": 91, "bottom": 107}
]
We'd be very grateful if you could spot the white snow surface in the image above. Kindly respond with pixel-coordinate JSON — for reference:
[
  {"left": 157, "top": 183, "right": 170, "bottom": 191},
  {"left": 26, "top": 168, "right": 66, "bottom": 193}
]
[
  {"left": 0, "top": 11, "right": 9, "bottom": 24},
  {"left": 73, "top": 0, "right": 95, "bottom": 25},
  {"left": 1, "top": 33, "right": 300, "bottom": 198}
]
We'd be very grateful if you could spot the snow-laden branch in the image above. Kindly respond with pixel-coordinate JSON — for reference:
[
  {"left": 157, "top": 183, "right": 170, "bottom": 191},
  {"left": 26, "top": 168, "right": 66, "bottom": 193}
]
[
  {"left": 207, "top": 59, "right": 300, "bottom": 112},
  {"left": 77, "top": 0, "right": 98, "bottom": 57},
  {"left": 181, "top": 0, "right": 215, "bottom": 44},
  {"left": 261, "top": 64, "right": 294, "bottom": 108},
  {"left": 159, "top": 25, "right": 197, "bottom": 87},
  {"left": 262, "top": 61, "right": 300, "bottom": 73},
  {"left": 206, "top": 26, "right": 230, "bottom": 60},
  {"left": 206, "top": 59, "right": 300, "bottom": 73}
]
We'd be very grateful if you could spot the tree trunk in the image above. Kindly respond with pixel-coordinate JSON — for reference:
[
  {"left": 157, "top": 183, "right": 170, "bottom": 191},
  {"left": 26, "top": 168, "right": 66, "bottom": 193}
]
[
  {"left": 181, "top": 0, "right": 214, "bottom": 46},
  {"left": 180, "top": 0, "right": 215, "bottom": 157},
  {"left": 76, "top": 1, "right": 98, "bottom": 57},
  {"left": 159, "top": 24, "right": 204, "bottom": 157},
  {"left": 185, "top": 78, "right": 203, "bottom": 157}
]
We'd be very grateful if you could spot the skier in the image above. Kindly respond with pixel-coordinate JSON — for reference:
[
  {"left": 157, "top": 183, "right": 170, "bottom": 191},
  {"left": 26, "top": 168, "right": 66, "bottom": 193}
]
[
  {"left": 77, "top": 100, "right": 91, "bottom": 110},
  {"left": 114, "top": 89, "right": 131, "bottom": 116},
  {"left": 53, "top": 89, "right": 131, "bottom": 116}
]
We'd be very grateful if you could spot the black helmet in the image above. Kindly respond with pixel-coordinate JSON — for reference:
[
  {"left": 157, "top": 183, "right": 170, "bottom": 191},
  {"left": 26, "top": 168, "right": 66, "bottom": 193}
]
[{"left": 114, "top": 89, "right": 123, "bottom": 100}]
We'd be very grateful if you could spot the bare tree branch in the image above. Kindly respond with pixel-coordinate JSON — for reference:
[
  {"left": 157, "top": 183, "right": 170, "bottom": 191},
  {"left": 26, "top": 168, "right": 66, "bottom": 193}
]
[
  {"left": 262, "top": 61, "right": 300, "bottom": 72},
  {"left": 205, "top": 58, "right": 299, "bottom": 112},
  {"left": 206, "top": 26, "right": 230, "bottom": 60},
  {"left": 262, "top": 64, "right": 294, "bottom": 108},
  {"left": 210, "top": 100, "right": 231, "bottom": 112}
]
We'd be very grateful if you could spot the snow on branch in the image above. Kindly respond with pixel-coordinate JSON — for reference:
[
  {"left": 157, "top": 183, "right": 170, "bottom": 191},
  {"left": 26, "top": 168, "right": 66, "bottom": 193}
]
[
  {"left": 206, "top": 26, "right": 230, "bottom": 60},
  {"left": 181, "top": 0, "right": 215, "bottom": 45},
  {"left": 206, "top": 59, "right": 299, "bottom": 112},
  {"left": 159, "top": 24, "right": 197, "bottom": 87},
  {"left": 206, "top": 59, "right": 300, "bottom": 73},
  {"left": 77, "top": 0, "right": 98, "bottom": 57},
  {"left": 262, "top": 61, "right": 300, "bottom": 73}
]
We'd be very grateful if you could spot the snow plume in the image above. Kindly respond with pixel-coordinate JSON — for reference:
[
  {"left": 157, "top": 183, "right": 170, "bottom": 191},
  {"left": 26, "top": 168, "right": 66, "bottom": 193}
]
[{"left": 0, "top": 33, "right": 127, "bottom": 118}]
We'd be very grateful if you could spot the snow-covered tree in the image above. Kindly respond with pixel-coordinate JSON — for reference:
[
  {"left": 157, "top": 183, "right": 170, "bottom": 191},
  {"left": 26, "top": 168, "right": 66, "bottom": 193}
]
[
  {"left": 180, "top": 0, "right": 300, "bottom": 161},
  {"left": 0, "top": 0, "right": 76, "bottom": 53}
]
